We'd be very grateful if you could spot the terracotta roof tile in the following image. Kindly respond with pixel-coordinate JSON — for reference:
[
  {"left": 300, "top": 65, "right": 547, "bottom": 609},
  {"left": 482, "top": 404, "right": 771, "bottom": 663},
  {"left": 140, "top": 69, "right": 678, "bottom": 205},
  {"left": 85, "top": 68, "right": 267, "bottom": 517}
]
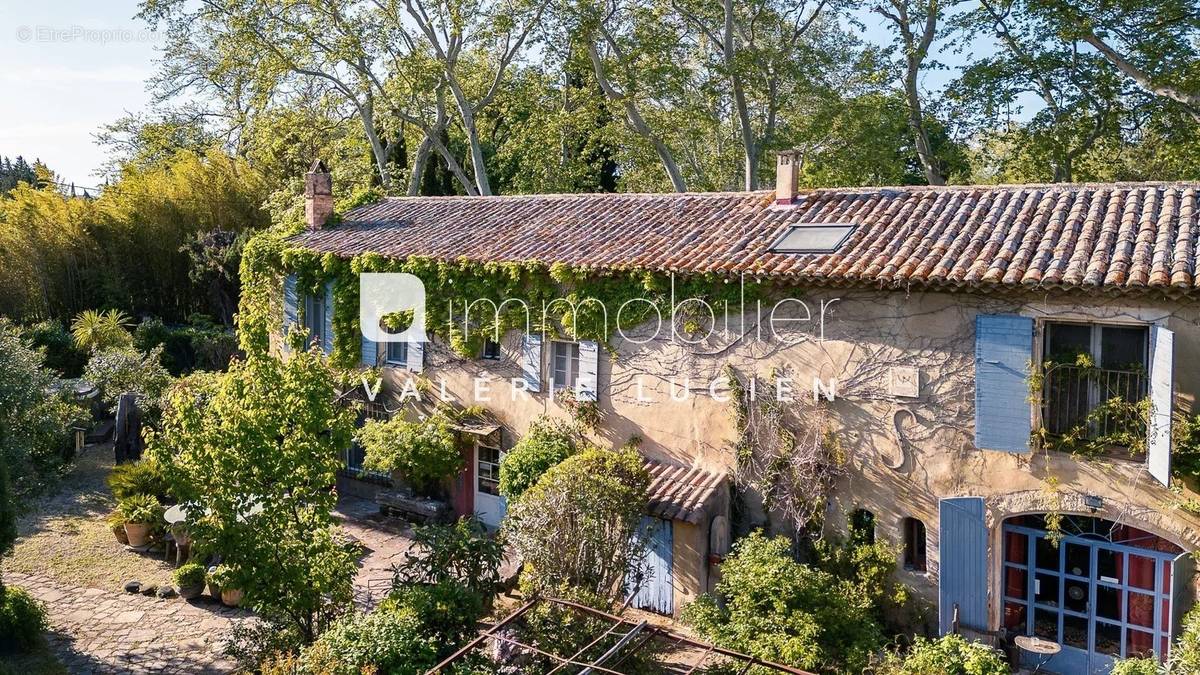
[
  {"left": 288, "top": 182, "right": 1200, "bottom": 294},
  {"left": 642, "top": 458, "right": 726, "bottom": 524}
]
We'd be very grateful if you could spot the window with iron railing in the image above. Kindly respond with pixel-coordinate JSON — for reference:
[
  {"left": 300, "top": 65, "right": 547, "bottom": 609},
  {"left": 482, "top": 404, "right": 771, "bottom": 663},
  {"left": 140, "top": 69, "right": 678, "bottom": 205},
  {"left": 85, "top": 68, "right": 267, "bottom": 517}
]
[{"left": 1041, "top": 323, "right": 1148, "bottom": 444}]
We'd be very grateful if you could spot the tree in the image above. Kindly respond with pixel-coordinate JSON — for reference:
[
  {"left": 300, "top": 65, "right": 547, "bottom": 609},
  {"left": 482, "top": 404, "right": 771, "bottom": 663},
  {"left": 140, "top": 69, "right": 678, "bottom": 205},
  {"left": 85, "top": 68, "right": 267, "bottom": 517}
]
[
  {"left": 498, "top": 415, "right": 578, "bottom": 500},
  {"left": 146, "top": 350, "right": 356, "bottom": 643},
  {"left": 873, "top": 0, "right": 954, "bottom": 185},
  {"left": 504, "top": 446, "right": 649, "bottom": 601},
  {"left": 71, "top": 309, "right": 134, "bottom": 353},
  {"left": 682, "top": 531, "right": 885, "bottom": 673},
  {"left": 356, "top": 411, "right": 462, "bottom": 497}
]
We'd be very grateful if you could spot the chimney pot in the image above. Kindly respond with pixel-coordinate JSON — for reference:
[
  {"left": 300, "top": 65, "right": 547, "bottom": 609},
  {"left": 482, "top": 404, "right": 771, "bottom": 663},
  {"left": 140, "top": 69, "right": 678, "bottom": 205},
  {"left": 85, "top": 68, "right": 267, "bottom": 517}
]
[
  {"left": 305, "top": 159, "right": 334, "bottom": 229},
  {"left": 775, "top": 150, "right": 799, "bottom": 205}
]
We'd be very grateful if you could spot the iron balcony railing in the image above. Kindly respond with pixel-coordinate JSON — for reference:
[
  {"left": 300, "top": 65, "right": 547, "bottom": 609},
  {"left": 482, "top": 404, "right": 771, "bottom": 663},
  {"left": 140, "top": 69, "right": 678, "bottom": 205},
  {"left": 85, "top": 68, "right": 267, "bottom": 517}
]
[{"left": 1042, "top": 364, "right": 1147, "bottom": 439}]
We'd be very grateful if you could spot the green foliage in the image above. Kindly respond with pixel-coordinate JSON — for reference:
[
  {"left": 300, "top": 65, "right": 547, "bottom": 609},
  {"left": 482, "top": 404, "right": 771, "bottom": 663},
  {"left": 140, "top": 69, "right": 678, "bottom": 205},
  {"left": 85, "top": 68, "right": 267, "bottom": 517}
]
[
  {"left": 83, "top": 346, "right": 173, "bottom": 417},
  {"left": 299, "top": 602, "right": 440, "bottom": 675},
  {"left": 0, "top": 586, "right": 49, "bottom": 653},
  {"left": 19, "top": 320, "right": 86, "bottom": 377},
  {"left": 357, "top": 411, "right": 462, "bottom": 497},
  {"left": 70, "top": 309, "right": 134, "bottom": 352},
  {"left": 173, "top": 562, "right": 207, "bottom": 588},
  {"left": 117, "top": 493, "right": 164, "bottom": 525},
  {"left": 682, "top": 531, "right": 884, "bottom": 674},
  {"left": 506, "top": 446, "right": 649, "bottom": 601},
  {"left": 0, "top": 318, "right": 86, "bottom": 498},
  {"left": 1172, "top": 606, "right": 1200, "bottom": 673},
  {"left": 873, "top": 635, "right": 1009, "bottom": 675},
  {"left": 1109, "top": 657, "right": 1164, "bottom": 675},
  {"left": 498, "top": 416, "right": 579, "bottom": 500},
  {"left": 1171, "top": 412, "right": 1200, "bottom": 479},
  {"left": 134, "top": 317, "right": 240, "bottom": 375},
  {"left": 393, "top": 518, "right": 504, "bottom": 602},
  {"left": 383, "top": 581, "right": 485, "bottom": 650},
  {"left": 146, "top": 351, "right": 356, "bottom": 643},
  {"left": 107, "top": 459, "right": 173, "bottom": 503},
  {"left": 0, "top": 460, "right": 15, "bottom": 563},
  {"left": 810, "top": 532, "right": 908, "bottom": 622}
]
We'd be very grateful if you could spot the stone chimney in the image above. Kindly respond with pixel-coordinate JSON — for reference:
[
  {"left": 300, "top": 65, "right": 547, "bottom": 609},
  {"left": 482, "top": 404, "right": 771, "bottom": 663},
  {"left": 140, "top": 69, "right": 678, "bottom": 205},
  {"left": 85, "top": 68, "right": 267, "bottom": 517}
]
[
  {"left": 775, "top": 150, "right": 799, "bottom": 205},
  {"left": 305, "top": 159, "right": 334, "bottom": 229}
]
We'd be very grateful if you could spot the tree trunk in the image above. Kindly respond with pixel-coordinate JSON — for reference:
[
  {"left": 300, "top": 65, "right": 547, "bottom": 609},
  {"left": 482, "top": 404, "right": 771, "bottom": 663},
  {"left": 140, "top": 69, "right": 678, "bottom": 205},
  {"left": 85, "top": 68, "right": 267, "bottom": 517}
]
[
  {"left": 903, "top": 57, "right": 945, "bottom": 185},
  {"left": 725, "top": 0, "right": 758, "bottom": 190},
  {"left": 407, "top": 134, "right": 433, "bottom": 196}
]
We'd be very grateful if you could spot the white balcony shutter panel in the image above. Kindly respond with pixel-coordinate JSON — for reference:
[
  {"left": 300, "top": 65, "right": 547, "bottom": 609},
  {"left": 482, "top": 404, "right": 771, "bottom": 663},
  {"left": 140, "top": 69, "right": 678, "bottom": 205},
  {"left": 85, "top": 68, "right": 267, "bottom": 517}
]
[
  {"left": 1147, "top": 325, "right": 1174, "bottom": 486},
  {"left": 406, "top": 340, "right": 424, "bottom": 373},
  {"left": 521, "top": 334, "right": 542, "bottom": 392},
  {"left": 577, "top": 340, "right": 599, "bottom": 401}
]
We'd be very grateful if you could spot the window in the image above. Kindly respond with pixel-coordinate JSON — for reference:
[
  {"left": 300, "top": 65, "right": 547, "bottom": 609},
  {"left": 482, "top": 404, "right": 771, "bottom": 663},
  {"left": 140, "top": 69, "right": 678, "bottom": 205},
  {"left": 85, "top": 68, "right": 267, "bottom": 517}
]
[
  {"left": 551, "top": 341, "right": 580, "bottom": 389},
  {"left": 850, "top": 508, "right": 875, "bottom": 545},
  {"left": 903, "top": 517, "right": 927, "bottom": 571},
  {"left": 303, "top": 292, "right": 326, "bottom": 347},
  {"left": 476, "top": 441, "right": 502, "bottom": 496},
  {"left": 770, "top": 224, "right": 857, "bottom": 253},
  {"left": 385, "top": 340, "right": 408, "bottom": 365},
  {"left": 482, "top": 338, "right": 501, "bottom": 360},
  {"left": 1042, "top": 322, "right": 1148, "bottom": 438}
]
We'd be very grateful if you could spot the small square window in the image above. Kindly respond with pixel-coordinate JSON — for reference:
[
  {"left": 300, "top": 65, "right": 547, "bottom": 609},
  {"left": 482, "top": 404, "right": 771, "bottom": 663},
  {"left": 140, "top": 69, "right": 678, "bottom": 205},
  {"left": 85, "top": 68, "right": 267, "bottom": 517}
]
[
  {"left": 386, "top": 341, "right": 408, "bottom": 365},
  {"left": 482, "top": 339, "right": 501, "bottom": 360}
]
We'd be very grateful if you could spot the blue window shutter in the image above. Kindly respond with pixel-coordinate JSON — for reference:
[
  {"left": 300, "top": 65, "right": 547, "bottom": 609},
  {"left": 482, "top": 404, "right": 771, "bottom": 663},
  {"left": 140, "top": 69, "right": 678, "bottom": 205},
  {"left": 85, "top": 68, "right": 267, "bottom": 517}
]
[
  {"left": 1147, "top": 326, "right": 1174, "bottom": 486},
  {"left": 938, "top": 497, "right": 988, "bottom": 635},
  {"left": 282, "top": 274, "right": 299, "bottom": 349},
  {"left": 361, "top": 329, "right": 378, "bottom": 368},
  {"left": 322, "top": 281, "right": 334, "bottom": 355},
  {"left": 974, "top": 314, "right": 1033, "bottom": 452}
]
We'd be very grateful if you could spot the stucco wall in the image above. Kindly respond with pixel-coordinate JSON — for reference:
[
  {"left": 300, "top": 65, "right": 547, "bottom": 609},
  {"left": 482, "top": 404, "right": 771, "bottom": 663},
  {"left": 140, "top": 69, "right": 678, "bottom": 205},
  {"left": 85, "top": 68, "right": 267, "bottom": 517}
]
[{"left": 367, "top": 286, "right": 1200, "bottom": 620}]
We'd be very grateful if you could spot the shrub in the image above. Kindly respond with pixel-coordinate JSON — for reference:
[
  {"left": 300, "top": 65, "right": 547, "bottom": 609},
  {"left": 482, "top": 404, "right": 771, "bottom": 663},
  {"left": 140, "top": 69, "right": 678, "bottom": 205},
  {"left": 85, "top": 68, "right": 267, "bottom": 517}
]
[
  {"left": 505, "top": 446, "right": 649, "bottom": 601},
  {"left": 301, "top": 603, "right": 440, "bottom": 675},
  {"left": 20, "top": 320, "right": 86, "bottom": 377},
  {"left": 357, "top": 412, "right": 461, "bottom": 497},
  {"left": 173, "top": 562, "right": 207, "bottom": 588},
  {"left": 108, "top": 459, "right": 173, "bottom": 503},
  {"left": 1172, "top": 606, "right": 1200, "bottom": 673},
  {"left": 70, "top": 309, "right": 134, "bottom": 353},
  {"left": 83, "top": 345, "right": 173, "bottom": 417},
  {"left": 499, "top": 416, "right": 578, "bottom": 500},
  {"left": 385, "top": 581, "right": 484, "bottom": 648},
  {"left": 0, "top": 586, "right": 49, "bottom": 652},
  {"left": 873, "top": 634, "right": 1009, "bottom": 675},
  {"left": 393, "top": 518, "right": 503, "bottom": 601},
  {"left": 682, "top": 531, "right": 884, "bottom": 674},
  {"left": 117, "top": 493, "right": 163, "bottom": 525},
  {"left": 1109, "top": 658, "right": 1163, "bottom": 675},
  {"left": 810, "top": 531, "right": 908, "bottom": 621},
  {"left": 134, "top": 317, "right": 241, "bottom": 375}
]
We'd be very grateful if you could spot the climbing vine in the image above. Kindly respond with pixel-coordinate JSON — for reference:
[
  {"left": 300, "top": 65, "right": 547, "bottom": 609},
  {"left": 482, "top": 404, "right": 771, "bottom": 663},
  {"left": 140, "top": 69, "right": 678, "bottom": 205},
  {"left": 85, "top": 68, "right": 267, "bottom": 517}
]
[{"left": 238, "top": 205, "right": 770, "bottom": 372}]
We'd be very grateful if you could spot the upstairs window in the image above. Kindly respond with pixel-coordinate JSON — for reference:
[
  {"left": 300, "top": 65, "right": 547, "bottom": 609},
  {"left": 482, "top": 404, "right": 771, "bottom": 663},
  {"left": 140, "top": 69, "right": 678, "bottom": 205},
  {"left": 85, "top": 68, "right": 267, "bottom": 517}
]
[
  {"left": 551, "top": 341, "right": 580, "bottom": 390},
  {"left": 770, "top": 223, "right": 857, "bottom": 253},
  {"left": 385, "top": 340, "right": 409, "bottom": 366},
  {"left": 1042, "top": 322, "right": 1148, "bottom": 439},
  {"left": 303, "top": 292, "right": 326, "bottom": 348},
  {"left": 482, "top": 338, "right": 502, "bottom": 360},
  {"left": 903, "top": 517, "right": 927, "bottom": 571}
]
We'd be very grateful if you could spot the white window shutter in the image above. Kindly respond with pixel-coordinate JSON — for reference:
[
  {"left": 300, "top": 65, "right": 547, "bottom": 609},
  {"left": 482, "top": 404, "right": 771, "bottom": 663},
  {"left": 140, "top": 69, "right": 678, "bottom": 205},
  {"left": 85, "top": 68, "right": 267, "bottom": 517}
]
[
  {"left": 1147, "top": 325, "right": 1174, "bottom": 486},
  {"left": 577, "top": 340, "right": 599, "bottom": 401},
  {"left": 521, "top": 334, "right": 542, "bottom": 392},
  {"left": 407, "top": 340, "right": 424, "bottom": 373}
]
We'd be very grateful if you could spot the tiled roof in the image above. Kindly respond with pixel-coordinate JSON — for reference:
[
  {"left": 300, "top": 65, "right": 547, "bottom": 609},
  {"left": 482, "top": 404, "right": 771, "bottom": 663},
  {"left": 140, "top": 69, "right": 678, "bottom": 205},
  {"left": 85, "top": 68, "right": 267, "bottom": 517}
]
[
  {"left": 289, "top": 182, "right": 1200, "bottom": 294},
  {"left": 643, "top": 458, "right": 726, "bottom": 524}
]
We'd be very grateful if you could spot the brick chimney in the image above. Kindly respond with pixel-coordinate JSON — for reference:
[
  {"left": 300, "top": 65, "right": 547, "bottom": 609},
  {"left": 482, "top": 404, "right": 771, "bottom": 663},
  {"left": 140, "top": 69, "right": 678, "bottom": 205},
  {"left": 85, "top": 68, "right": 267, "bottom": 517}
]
[
  {"left": 305, "top": 159, "right": 334, "bottom": 229},
  {"left": 775, "top": 150, "right": 799, "bottom": 205}
]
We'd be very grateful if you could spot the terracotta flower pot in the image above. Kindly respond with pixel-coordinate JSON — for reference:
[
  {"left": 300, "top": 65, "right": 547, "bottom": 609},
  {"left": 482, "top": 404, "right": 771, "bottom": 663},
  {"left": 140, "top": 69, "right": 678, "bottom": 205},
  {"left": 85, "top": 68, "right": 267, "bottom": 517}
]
[
  {"left": 125, "top": 522, "right": 152, "bottom": 547},
  {"left": 178, "top": 583, "right": 205, "bottom": 600},
  {"left": 112, "top": 522, "right": 129, "bottom": 545},
  {"left": 221, "top": 588, "right": 244, "bottom": 607}
]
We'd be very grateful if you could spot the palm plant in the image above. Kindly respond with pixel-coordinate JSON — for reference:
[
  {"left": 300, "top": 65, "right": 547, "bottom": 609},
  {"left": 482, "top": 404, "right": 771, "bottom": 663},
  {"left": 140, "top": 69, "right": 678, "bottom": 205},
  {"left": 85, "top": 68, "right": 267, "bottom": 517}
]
[{"left": 70, "top": 309, "right": 133, "bottom": 352}]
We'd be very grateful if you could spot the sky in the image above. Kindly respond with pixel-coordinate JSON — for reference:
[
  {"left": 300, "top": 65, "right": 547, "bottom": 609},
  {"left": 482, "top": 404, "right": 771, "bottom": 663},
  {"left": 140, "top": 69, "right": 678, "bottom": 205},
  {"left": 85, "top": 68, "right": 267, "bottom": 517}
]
[{"left": 0, "top": 1, "right": 986, "bottom": 188}]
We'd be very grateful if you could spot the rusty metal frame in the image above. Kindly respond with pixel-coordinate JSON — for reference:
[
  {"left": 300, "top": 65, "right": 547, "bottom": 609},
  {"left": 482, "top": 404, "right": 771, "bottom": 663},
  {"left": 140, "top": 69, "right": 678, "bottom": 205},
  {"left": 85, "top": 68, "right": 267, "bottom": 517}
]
[{"left": 424, "top": 596, "right": 813, "bottom": 675}]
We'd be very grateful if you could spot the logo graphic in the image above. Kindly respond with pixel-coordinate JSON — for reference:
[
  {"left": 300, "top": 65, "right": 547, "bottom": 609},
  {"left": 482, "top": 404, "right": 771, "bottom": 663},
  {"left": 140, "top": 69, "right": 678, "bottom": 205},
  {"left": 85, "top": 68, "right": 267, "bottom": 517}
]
[{"left": 359, "top": 273, "right": 427, "bottom": 343}]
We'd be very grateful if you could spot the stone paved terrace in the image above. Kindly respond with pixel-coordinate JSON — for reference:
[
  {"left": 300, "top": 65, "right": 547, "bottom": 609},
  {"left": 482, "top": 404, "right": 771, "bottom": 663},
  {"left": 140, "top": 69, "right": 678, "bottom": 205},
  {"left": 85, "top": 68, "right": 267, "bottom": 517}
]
[{"left": 6, "top": 571, "right": 248, "bottom": 675}]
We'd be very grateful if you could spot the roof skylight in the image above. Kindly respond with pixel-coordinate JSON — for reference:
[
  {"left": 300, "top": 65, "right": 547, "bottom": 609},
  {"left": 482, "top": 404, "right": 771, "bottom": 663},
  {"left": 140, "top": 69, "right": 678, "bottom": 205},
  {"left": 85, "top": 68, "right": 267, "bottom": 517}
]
[{"left": 770, "top": 223, "right": 857, "bottom": 254}]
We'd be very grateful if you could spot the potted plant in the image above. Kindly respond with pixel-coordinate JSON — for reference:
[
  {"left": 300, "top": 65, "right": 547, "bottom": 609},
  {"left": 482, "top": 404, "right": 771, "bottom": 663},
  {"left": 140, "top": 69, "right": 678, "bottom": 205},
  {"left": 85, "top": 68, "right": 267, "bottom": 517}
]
[
  {"left": 118, "top": 494, "right": 163, "bottom": 547},
  {"left": 210, "top": 565, "right": 243, "bottom": 607},
  {"left": 106, "top": 509, "right": 129, "bottom": 545},
  {"left": 173, "top": 562, "right": 207, "bottom": 600},
  {"left": 206, "top": 565, "right": 221, "bottom": 599}
]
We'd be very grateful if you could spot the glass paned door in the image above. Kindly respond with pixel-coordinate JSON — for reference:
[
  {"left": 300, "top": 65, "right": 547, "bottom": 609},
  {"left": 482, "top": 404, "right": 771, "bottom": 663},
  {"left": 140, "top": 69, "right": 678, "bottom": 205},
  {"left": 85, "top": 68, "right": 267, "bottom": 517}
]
[
  {"left": 1003, "top": 518, "right": 1179, "bottom": 674},
  {"left": 474, "top": 439, "right": 506, "bottom": 529}
]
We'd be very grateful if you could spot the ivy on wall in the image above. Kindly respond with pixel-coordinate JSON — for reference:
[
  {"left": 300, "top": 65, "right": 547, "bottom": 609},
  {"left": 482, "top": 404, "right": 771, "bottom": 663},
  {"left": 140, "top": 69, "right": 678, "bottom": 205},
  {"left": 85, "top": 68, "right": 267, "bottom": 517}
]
[{"left": 238, "top": 202, "right": 769, "bottom": 371}]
